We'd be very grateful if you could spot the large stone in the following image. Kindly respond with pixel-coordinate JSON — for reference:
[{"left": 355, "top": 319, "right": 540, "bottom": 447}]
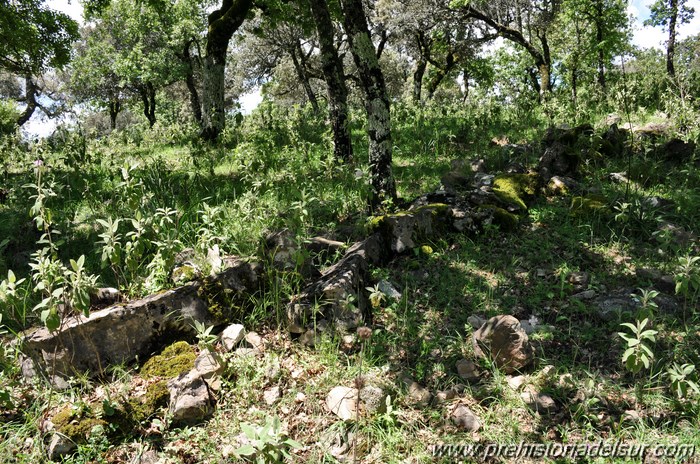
[
  {"left": 538, "top": 142, "right": 579, "bottom": 182},
  {"left": 661, "top": 138, "right": 696, "bottom": 163},
  {"left": 521, "top": 388, "right": 557, "bottom": 414},
  {"left": 451, "top": 405, "right": 481, "bottom": 432},
  {"left": 167, "top": 371, "right": 215, "bottom": 425},
  {"left": 20, "top": 259, "right": 263, "bottom": 382},
  {"left": 220, "top": 324, "right": 246, "bottom": 351},
  {"left": 326, "top": 386, "right": 359, "bottom": 421},
  {"left": 370, "top": 204, "right": 448, "bottom": 254},
  {"left": 472, "top": 315, "right": 534, "bottom": 373},
  {"left": 194, "top": 349, "right": 224, "bottom": 379},
  {"left": 455, "top": 359, "right": 481, "bottom": 383}
]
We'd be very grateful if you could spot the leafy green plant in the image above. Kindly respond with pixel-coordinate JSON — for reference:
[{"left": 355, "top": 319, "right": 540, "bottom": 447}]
[
  {"left": 632, "top": 288, "right": 659, "bottom": 321},
  {"left": 666, "top": 363, "right": 700, "bottom": 399},
  {"left": 192, "top": 320, "right": 217, "bottom": 350},
  {"left": 675, "top": 255, "right": 700, "bottom": 307},
  {"left": 618, "top": 318, "right": 658, "bottom": 374},
  {"left": 235, "top": 416, "right": 302, "bottom": 463}
]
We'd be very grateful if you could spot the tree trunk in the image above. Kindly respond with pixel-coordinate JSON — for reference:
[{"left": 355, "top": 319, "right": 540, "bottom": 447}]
[
  {"left": 108, "top": 97, "right": 121, "bottom": 131},
  {"left": 412, "top": 57, "right": 426, "bottom": 103},
  {"left": 16, "top": 76, "right": 37, "bottom": 127},
  {"left": 595, "top": 1, "right": 606, "bottom": 90},
  {"left": 201, "top": 0, "right": 254, "bottom": 140},
  {"left": 309, "top": 0, "right": 353, "bottom": 162},
  {"left": 138, "top": 82, "right": 157, "bottom": 127},
  {"left": 182, "top": 40, "right": 203, "bottom": 125},
  {"left": 426, "top": 52, "right": 456, "bottom": 100},
  {"left": 667, "top": 0, "right": 677, "bottom": 78},
  {"left": 290, "top": 41, "right": 320, "bottom": 113},
  {"left": 340, "top": 0, "right": 396, "bottom": 209}
]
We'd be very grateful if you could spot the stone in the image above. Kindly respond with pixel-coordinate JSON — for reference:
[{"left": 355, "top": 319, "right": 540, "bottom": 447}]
[
  {"left": 359, "top": 385, "right": 388, "bottom": 414},
  {"left": 623, "top": 409, "right": 641, "bottom": 422},
  {"left": 441, "top": 171, "right": 472, "bottom": 190},
  {"left": 194, "top": 349, "right": 224, "bottom": 379},
  {"left": 604, "top": 114, "right": 622, "bottom": 126},
  {"left": 568, "top": 272, "right": 590, "bottom": 291},
  {"left": 171, "top": 263, "right": 201, "bottom": 284},
  {"left": 472, "top": 315, "right": 534, "bottom": 374},
  {"left": 207, "top": 245, "right": 223, "bottom": 274},
  {"left": 600, "top": 123, "right": 628, "bottom": 158},
  {"left": 521, "top": 388, "right": 557, "bottom": 414},
  {"left": 326, "top": 386, "right": 359, "bottom": 421},
  {"left": 467, "top": 315, "right": 486, "bottom": 330},
  {"left": 507, "top": 375, "right": 526, "bottom": 390},
  {"left": 377, "top": 280, "right": 402, "bottom": 301},
  {"left": 546, "top": 176, "right": 580, "bottom": 196},
  {"left": 89, "top": 287, "right": 122, "bottom": 307},
  {"left": 436, "top": 388, "right": 459, "bottom": 403},
  {"left": 451, "top": 405, "right": 481, "bottom": 432},
  {"left": 47, "top": 433, "right": 76, "bottom": 460},
  {"left": 455, "top": 359, "right": 481, "bottom": 383},
  {"left": 401, "top": 376, "right": 432, "bottom": 407},
  {"left": 474, "top": 173, "right": 495, "bottom": 189},
  {"left": 244, "top": 332, "right": 265, "bottom": 352},
  {"left": 167, "top": 371, "right": 215, "bottom": 425},
  {"left": 470, "top": 159, "right": 487, "bottom": 173},
  {"left": 538, "top": 142, "right": 579, "bottom": 182},
  {"left": 371, "top": 205, "right": 448, "bottom": 254},
  {"left": 595, "top": 291, "right": 639, "bottom": 320},
  {"left": 636, "top": 268, "right": 676, "bottom": 294},
  {"left": 263, "top": 229, "right": 301, "bottom": 271},
  {"left": 263, "top": 386, "right": 281, "bottom": 405},
  {"left": 299, "top": 329, "right": 320, "bottom": 347},
  {"left": 661, "top": 138, "right": 696, "bottom": 163},
  {"left": 221, "top": 324, "right": 246, "bottom": 351},
  {"left": 572, "top": 290, "right": 597, "bottom": 300}
]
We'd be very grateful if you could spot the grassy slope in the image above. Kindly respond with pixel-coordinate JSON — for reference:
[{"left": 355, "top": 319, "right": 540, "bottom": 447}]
[{"left": 1, "top": 103, "right": 699, "bottom": 463}]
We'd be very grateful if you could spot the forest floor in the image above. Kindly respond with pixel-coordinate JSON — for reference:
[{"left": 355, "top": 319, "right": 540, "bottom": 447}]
[{"left": 1, "top": 107, "right": 699, "bottom": 463}]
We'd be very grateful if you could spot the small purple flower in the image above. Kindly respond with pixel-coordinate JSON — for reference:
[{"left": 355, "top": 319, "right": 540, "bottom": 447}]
[{"left": 33, "top": 159, "right": 44, "bottom": 167}]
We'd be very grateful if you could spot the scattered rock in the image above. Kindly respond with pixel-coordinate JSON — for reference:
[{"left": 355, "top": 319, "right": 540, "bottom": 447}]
[
  {"left": 441, "top": 170, "right": 472, "bottom": 190},
  {"left": 171, "top": 263, "right": 201, "bottom": 284},
  {"left": 546, "top": 176, "right": 580, "bottom": 196},
  {"left": 263, "top": 229, "right": 302, "bottom": 271},
  {"left": 595, "top": 291, "right": 639, "bottom": 321},
  {"left": 401, "top": 376, "right": 432, "bottom": 407},
  {"left": 572, "top": 290, "right": 597, "bottom": 300},
  {"left": 436, "top": 388, "right": 459, "bottom": 403},
  {"left": 359, "top": 385, "right": 388, "bottom": 414},
  {"left": 661, "top": 138, "right": 696, "bottom": 163},
  {"left": 263, "top": 386, "right": 281, "bottom": 405},
  {"left": 167, "top": 371, "right": 215, "bottom": 425},
  {"left": 47, "top": 433, "right": 76, "bottom": 461},
  {"left": 89, "top": 287, "right": 122, "bottom": 307},
  {"left": 467, "top": 315, "right": 486, "bottom": 330},
  {"left": 474, "top": 173, "right": 495, "bottom": 189},
  {"left": 623, "top": 409, "right": 641, "bottom": 422},
  {"left": 326, "top": 386, "right": 359, "bottom": 420},
  {"left": 194, "top": 349, "right": 224, "bottom": 379},
  {"left": 470, "top": 159, "right": 487, "bottom": 173},
  {"left": 538, "top": 142, "right": 579, "bottom": 182},
  {"left": 609, "top": 172, "right": 632, "bottom": 185},
  {"left": 221, "top": 324, "right": 246, "bottom": 351},
  {"left": 568, "top": 272, "right": 590, "bottom": 291},
  {"left": 207, "top": 245, "right": 223, "bottom": 274},
  {"left": 636, "top": 268, "right": 675, "bottom": 294},
  {"left": 451, "top": 405, "right": 481, "bottom": 432},
  {"left": 244, "top": 332, "right": 265, "bottom": 352},
  {"left": 507, "top": 375, "right": 526, "bottom": 391},
  {"left": 473, "top": 315, "right": 534, "bottom": 373},
  {"left": 521, "top": 388, "right": 557, "bottom": 414},
  {"left": 299, "top": 329, "right": 320, "bottom": 347},
  {"left": 377, "top": 280, "right": 402, "bottom": 301},
  {"left": 456, "top": 359, "right": 481, "bottom": 383}
]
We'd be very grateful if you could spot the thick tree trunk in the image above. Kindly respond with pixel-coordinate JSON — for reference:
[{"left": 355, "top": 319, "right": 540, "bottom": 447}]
[
  {"left": 412, "top": 58, "right": 426, "bottom": 103},
  {"left": 426, "top": 52, "right": 456, "bottom": 100},
  {"left": 138, "top": 82, "right": 157, "bottom": 127},
  {"left": 340, "top": 0, "right": 396, "bottom": 209},
  {"left": 309, "top": 0, "right": 353, "bottom": 162},
  {"left": 290, "top": 41, "right": 320, "bottom": 113},
  {"left": 108, "top": 98, "right": 121, "bottom": 131},
  {"left": 201, "top": 0, "right": 254, "bottom": 140},
  {"left": 16, "top": 76, "right": 37, "bottom": 127},
  {"left": 667, "top": 0, "right": 677, "bottom": 78},
  {"left": 181, "top": 40, "right": 203, "bottom": 125}
]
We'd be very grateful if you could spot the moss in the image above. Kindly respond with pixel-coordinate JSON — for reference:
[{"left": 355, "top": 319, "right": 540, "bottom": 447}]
[
  {"left": 493, "top": 174, "right": 538, "bottom": 213},
  {"left": 570, "top": 194, "right": 609, "bottom": 216},
  {"left": 140, "top": 341, "right": 196, "bottom": 379},
  {"left": 126, "top": 380, "right": 170, "bottom": 423},
  {"left": 479, "top": 205, "right": 519, "bottom": 231},
  {"left": 52, "top": 405, "right": 107, "bottom": 442},
  {"left": 420, "top": 245, "right": 434, "bottom": 255},
  {"left": 366, "top": 203, "right": 449, "bottom": 232},
  {"left": 197, "top": 276, "right": 240, "bottom": 322}
]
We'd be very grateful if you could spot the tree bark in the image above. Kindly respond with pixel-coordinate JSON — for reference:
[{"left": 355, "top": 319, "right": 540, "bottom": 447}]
[
  {"left": 290, "top": 40, "right": 320, "bottom": 113},
  {"left": 201, "top": 0, "right": 254, "bottom": 140},
  {"left": 426, "top": 52, "right": 456, "bottom": 100},
  {"left": 340, "top": 0, "right": 396, "bottom": 209},
  {"left": 309, "top": 0, "right": 353, "bottom": 162},
  {"left": 138, "top": 82, "right": 157, "bottom": 127},
  {"left": 667, "top": 0, "right": 678, "bottom": 77},
  {"left": 181, "top": 40, "right": 203, "bottom": 125},
  {"left": 412, "top": 57, "right": 427, "bottom": 103},
  {"left": 595, "top": 0, "right": 606, "bottom": 90},
  {"left": 16, "top": 75, "right": 37, "bottom": 127},
  {"left": 108, "top": 97, "right": 121, "bottom": 131}
]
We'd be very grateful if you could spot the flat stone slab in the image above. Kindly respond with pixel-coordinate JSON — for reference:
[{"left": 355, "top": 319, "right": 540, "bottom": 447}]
[{"left": 20, "top": 259, "right": 263, "bottom": 382}]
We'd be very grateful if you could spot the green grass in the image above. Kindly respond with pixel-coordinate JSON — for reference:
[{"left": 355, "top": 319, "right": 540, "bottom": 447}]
[{"left": 1, "top": 100, "right": 700, "bottom": 463}]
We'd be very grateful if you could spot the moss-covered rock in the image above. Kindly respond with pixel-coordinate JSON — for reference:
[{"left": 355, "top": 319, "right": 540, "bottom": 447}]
[
  {"left": 52, "top": 405, "right": 107, "bottom": 443},
  {"left": 125, "top": 380, "right": 170, "bottom": 424},
  {"left": 492, "top": 174, "right": 538, "bottom": 213},
  {"left": 140, "top": 341, "right": 196, "bottom": 379},
  {"left": 478, "top": 205, "right": 520, "bottom": 231},
  {"left": 367, "top": 204, "right": 449, "bottom": 254},
  {"left": 570, "top": 194, "right": 609, "bottom": 216}
]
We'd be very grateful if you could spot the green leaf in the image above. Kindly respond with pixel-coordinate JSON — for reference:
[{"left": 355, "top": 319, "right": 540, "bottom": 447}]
[
  {"left": 236, "top": 445, "right": 256, "bottom": 457},
  {"left": 241, "top": 423, "right": 257, "bottom": 440}
]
